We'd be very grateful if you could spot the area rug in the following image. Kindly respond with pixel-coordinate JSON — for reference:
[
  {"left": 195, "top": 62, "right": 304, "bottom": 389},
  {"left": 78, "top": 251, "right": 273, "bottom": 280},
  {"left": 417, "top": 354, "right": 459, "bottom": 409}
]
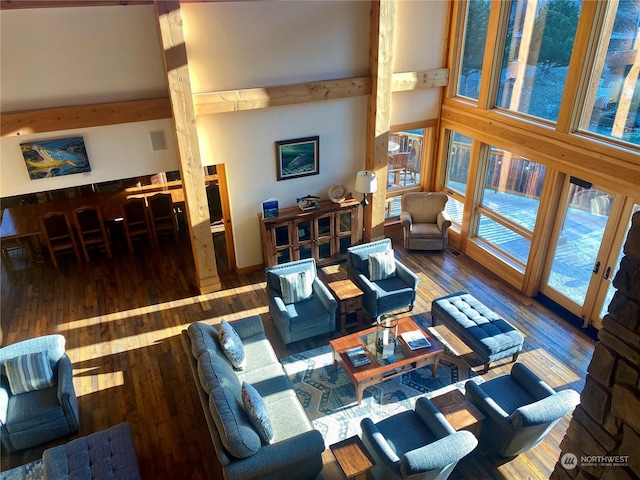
[
  {"left": 281, "top": 319, "right": 483, "bottom": 447},
  {"left": 0, "top": 459, "right": 43, "bottom": 480}
]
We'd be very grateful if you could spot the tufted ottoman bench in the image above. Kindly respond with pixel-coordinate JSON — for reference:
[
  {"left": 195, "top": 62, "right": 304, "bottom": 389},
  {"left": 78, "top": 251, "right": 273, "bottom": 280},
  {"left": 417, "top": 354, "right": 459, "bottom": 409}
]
[
  {"left": 42, "top": 422, "right": 141, "bottom": 479},
  {"left": 432, "top": 292, "right": 524, "bottom": 373}
]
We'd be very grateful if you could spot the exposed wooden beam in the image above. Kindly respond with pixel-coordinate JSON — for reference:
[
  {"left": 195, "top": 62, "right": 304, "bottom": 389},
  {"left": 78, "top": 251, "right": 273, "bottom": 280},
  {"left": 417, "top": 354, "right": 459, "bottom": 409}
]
[
  {"left": 154, "top": 0, "right": 220, "bottom": 294},
  {"left": 194, "top": 69, "right": 448, "bottom": 116},
  {"left": 1, "top": 98, "right": 172, "bottom": 137},
  {"left": 0, "top": 0, "right": 152, "bottom": 8},
  {"left": 194, "top": 76, "right": 371, "bottom": 115},
  {"left": 0, "top": 68, "right": 447, "bottom": 135},
  {"left": 366, "top": 0, "right": 396, "bottom": 242},
  {"left": 391, "top": 68, "right": 448, "bottom": 92}
]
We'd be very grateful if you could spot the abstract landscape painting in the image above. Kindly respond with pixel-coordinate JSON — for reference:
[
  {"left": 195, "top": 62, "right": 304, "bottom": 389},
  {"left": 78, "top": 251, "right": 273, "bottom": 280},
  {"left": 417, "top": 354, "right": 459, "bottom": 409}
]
[{"left": 21, "top": 137, "right": 91, "bottom": 180}]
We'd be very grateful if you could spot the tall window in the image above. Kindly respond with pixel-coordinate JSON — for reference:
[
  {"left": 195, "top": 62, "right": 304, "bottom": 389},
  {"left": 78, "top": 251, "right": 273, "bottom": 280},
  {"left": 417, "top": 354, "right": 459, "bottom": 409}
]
[
  {"left": 496, "top": 0, "right": 582, "bottom": 122},
  {"left": 444, "top": 131, "right": 472, "bottom": 225},
  {"left": 581, "top": 0, "right": 640, "bottom": 147},
  {"left": 476, "top": 146, "right": 546, "bottom": 268},
  {"left": 457, "top": 0, "right": 491, "bottom": 100}
]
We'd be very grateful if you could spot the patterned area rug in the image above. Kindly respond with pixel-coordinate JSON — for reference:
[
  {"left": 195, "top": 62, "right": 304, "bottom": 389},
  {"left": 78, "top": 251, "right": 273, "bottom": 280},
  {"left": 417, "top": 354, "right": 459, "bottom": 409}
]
[
  {"left": 0, "top": 459, "right": 43, "bottom": 480},
  {"left": 281, "top": 319, "right": 483, "bottom": 447}
]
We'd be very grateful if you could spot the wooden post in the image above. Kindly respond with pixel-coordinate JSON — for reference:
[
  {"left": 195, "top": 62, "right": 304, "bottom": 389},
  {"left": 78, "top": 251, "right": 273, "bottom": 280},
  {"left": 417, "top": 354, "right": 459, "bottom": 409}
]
[
  {"left": 154, "top": 0, "right": 220, "bottom": 294},
  {"left": 366, "top": 0, "right": 397, "bottom": 241}
]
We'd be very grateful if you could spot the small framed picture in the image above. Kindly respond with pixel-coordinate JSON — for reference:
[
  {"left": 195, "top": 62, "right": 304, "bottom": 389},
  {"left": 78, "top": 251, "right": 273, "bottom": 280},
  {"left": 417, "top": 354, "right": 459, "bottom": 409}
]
[{"left": 275, "top": 136, "right": 319, "bottom": 181}]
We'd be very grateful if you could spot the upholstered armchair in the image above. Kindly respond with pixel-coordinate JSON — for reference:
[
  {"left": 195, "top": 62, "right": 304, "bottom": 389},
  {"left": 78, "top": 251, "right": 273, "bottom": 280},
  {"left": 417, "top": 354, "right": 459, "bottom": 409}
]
[
  {"left": 346, "top": 239, "right": 419, "bottom": 319},
  {"left": 465, "top": 362, "right": 580, "bottom": 458},
  {"left": 265, "top": 258, "right": 338, "bottom": 344},
  {"left": 0, "top": 334, "right": 79, "bottom": 452},
  {"left": 400, "top": 192, "right": 451, "bottom": 251},
  {"left": 361, "top": 396, "right": 478, "bottom": 480}
]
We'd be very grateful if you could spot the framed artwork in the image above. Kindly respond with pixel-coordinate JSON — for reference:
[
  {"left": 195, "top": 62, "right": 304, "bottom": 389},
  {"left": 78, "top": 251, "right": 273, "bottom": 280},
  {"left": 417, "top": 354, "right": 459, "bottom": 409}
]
[
  {"left": 20, "top": 137, "right": 91, "bottom": 180},
  {"left": 275, "top": 136, "right": 319, "bottom": 181}
]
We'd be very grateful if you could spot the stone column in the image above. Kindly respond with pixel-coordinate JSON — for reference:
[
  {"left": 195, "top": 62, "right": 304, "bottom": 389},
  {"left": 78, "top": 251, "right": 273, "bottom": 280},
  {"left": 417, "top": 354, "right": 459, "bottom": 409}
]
[{"left": 551, "top": 211, "right": 640, "bottom": 479}]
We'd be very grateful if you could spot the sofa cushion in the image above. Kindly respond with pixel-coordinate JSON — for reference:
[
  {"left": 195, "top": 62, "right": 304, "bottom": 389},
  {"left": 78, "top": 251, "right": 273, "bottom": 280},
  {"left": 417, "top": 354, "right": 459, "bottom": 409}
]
[
  {"left": 197, "top": 349, "right": 241, "bottom": 396},
  {"left": 4, "top": 352, "right": 55, "bottom": 395},
  {"left": 187, "top": 322, "right": 220, "bottom": 359},
  {"left": 279, "top": 270, "right": 313, "bottom": 304},
  {"left": 368, "top": 250, "right": 397, "bottom": 281},
  {"left": 218, "top": 320, "right": 247, "bottom": 370},
  {"left": 241, "top": 336, "right": 280, "bottom": 371},
  {"left": 242, "top": 382, "right": 274, "bottom": 444},
  {"left": 237, "top": 364, "right": 295, "bottom": 404},
  {"left": 262, "top": 390, "right": 313, "bottom": 442},
  {"left": 209, "top": 386, "right": 261, "bottom": 459}
]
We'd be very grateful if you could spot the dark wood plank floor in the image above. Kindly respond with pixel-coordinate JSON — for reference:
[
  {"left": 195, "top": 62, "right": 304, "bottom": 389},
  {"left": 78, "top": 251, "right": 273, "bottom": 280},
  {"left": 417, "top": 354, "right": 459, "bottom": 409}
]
[{"left": 0, "top": 224, "right": 595, "bottom": 479}]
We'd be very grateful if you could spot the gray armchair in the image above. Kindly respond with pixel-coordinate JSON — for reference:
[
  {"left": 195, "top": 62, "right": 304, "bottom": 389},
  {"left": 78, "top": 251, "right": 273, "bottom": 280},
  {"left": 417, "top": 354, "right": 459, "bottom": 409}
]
[
  {"left": 465, "top": 362, "right": 580, "bottom": 458},
  {"left": 0, "top": 334, "right": 79, "bottom": 452},
  {"left": 361, "top": 396, "right": 478, "bottom": 480},
  {"left": 346, "top": 238, "right": 419, "bottom": 319},
  {"left": 400, "top": 192, "right": 451, "bottom": 251},
  {"left": 265, "top": 258, "right": 338, "bottom": 344}
]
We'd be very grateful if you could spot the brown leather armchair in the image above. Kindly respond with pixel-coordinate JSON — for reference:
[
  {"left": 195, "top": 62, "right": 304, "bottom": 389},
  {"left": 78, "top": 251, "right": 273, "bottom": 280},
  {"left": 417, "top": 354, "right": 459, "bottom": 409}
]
[{"left": 400, "top": 192, "right": 451, "bottom": 251}]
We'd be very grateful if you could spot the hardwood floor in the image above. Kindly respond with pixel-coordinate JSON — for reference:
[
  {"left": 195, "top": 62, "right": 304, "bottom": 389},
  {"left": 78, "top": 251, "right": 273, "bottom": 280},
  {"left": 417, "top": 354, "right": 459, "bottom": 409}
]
[{"left": 0, "top": 224, "right": 595, "bottom": 479}]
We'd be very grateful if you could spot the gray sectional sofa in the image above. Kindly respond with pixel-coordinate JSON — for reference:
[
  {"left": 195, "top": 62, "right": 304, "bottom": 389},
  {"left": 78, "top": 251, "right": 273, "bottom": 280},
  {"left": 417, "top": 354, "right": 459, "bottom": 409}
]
[{"left": 182, "top": 315, "right": 324, "bottom": 480}]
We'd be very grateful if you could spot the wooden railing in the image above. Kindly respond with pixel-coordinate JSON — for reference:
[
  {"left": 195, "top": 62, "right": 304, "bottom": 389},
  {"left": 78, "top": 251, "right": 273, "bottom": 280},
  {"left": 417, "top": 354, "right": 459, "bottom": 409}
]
[{"left": 448, "top": 142, "right": 545, "bottom": 199}]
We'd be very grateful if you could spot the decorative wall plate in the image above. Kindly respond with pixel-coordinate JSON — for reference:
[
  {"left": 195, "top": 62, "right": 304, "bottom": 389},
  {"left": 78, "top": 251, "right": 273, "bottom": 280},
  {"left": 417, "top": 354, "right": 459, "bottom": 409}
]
[{"left": 328, "top": 184, "right": 348, "bottom": 203}]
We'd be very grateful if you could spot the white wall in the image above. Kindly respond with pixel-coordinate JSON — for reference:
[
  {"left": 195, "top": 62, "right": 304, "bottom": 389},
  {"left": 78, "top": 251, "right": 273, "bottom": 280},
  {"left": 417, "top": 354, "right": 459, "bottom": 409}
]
[
  {"left": 1, "top": 1, "right": 449, "bottom": 270},
  {"left": 392, "top": 0, "right": 449, "bottom": 125},
  {"left": 0, "top": 5, "right": 167, "bottom": 111},
  {"left": 182, "top": 1, "right": 372, "bottom": 268},
  {"left": 0, "top": 120, "right": 178, "bottom": 196},
  {"left": 197, "top": 98, "right": 368, "bottom": 268},
  {"left": 0, "top": 5, "right": 177, "bottom": 197}
]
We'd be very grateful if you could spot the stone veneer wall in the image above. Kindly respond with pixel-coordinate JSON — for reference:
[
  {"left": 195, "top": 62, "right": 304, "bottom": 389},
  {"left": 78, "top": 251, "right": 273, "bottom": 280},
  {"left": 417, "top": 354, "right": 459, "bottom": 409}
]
[{"left": 551, "top": 211, "right": 640, "bottom": 480}]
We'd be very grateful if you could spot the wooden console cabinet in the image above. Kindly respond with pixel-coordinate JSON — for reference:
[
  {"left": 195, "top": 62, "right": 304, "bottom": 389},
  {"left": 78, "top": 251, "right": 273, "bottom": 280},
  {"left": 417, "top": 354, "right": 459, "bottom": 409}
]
[{"left": 259, "top": 198, "right": 361, "bottom": 267}]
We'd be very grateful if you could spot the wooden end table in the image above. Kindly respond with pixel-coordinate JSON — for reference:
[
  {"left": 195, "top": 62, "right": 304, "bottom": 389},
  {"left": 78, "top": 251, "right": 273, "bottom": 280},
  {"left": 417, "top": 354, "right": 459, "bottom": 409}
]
[
  {"left": 327, "top": 279, "right": 364, "bottom": 334},
  {"left": 330, "top": 436, "right": 375, "bottom": 480},
  {"left": 430, "top": 388, "right": 485, "bottom": 437}
]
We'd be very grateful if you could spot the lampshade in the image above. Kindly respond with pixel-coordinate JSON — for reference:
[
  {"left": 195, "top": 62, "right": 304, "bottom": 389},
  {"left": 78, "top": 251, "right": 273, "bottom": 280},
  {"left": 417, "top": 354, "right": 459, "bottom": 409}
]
[{"left": 355, "top": 170, "right": 377, "bottom": 194}]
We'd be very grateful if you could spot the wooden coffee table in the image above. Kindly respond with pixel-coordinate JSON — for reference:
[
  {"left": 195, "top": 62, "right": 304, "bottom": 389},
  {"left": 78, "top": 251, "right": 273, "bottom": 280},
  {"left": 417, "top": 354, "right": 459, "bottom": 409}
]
[
  {"left": 329, "top": 317, "right": 442, "bottom": 404},
  {"left": 430, "top": 388, "right": 485, "bottom": 437}
]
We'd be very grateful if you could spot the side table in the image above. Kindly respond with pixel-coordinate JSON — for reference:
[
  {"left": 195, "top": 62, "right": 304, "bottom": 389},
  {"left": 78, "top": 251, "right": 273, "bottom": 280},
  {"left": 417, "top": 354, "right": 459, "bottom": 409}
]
[
  {"left": 330, "top": 436, "right": 375, "bottom": 480},
  {"left": 430, "top": 388, "right": 485, "bottom": 437},
  {"left": 327, "top": 279, "right": 364, "bottom": 334}
]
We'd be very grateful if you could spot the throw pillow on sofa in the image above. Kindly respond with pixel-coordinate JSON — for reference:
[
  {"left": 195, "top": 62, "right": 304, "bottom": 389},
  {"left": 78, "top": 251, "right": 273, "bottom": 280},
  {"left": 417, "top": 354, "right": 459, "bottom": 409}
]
[
  {"left": 3, "top": 351, "right": 55, "bottom": 395},
  {"left": 208, "top": 386, "right": 261, "bottom": 459},
  {"left": 242, "top": 382, "right": 274, "bottom": 444},
  {"left": 218, "top": 320, "right": 246, "bottom": 370}
]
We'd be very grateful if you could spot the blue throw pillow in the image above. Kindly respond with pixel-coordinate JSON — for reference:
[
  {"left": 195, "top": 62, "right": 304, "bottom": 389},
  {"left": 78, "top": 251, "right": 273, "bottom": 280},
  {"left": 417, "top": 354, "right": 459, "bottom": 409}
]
[
  {"left": 279, "top": 270, "right": 313, "bottom": 304},
  {"left": 3, "top": 351, "right": 55, "bottom": 395},
  {"left": 242, "top": 382, "right": 274, "bottom": 444},
  {"left": 368, "top": 250, "right": 397, "bottom": 281},
  {"left": 218, "top": 320, "right": 246, "bottom": 370}
]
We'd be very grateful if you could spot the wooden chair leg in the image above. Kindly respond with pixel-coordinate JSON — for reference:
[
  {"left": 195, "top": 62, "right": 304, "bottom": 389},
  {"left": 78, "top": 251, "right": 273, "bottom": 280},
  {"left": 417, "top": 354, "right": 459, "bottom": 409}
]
[{"left": 80, "top": 240, "right": 90, "bottom": 263}]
